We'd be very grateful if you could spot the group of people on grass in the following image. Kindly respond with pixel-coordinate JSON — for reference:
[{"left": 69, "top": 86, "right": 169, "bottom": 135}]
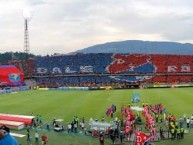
[
  {"left": 184, "top": 114, "right": 193, "bottom": 128},
  {"left": 26, "top": 127, "right": 48, "bottom": 144},
  {"left": 31, "top": 114, "right": 43, "bottom": 128},
  {"left": 2, "top": 102, "right": 191, "bottom": 145},
  {"left": 66, "top": 116, "right": 86, "bottom": 134}
]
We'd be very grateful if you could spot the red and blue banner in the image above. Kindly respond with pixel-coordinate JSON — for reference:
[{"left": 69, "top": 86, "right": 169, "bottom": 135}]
[
  {"left": 0, "top": 65, "right": 24, "bottom": 86},
  {"left": 134, "top": 131, "right": 151, "bottom": 145}
]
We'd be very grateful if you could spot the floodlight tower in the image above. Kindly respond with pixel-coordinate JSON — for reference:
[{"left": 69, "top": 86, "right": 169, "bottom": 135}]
[
  {"left": 24, "top": 18, "right": 30, "bottom": 53},
  {"left": 23, "top": 9, "right": 33, "bottom": 54}
]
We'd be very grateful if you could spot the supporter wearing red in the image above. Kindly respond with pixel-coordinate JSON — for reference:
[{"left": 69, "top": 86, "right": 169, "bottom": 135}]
[
  {"left": 41, "top": 134, "right": 48, "bottom": 145},
  {"left": 99, "top": 132, "right": 104, "bottom": 145}
]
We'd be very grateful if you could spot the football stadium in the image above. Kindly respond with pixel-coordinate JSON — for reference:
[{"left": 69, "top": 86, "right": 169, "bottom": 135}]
[
  {"left": 1, "top": 1, "right": 193, "bottom": 145},
  {"left": 0, "top": 51, "right": 193, "bottom": 145}
]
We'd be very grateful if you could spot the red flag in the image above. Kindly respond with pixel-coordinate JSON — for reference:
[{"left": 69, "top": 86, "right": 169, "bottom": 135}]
[{"left": 134, "top": 131, "right": 150, "bottom": 145}]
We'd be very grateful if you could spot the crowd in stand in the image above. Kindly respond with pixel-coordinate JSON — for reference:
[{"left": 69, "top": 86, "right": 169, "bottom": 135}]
[{"left": 8, "top": 53, "right": 193, "bottom": 87}]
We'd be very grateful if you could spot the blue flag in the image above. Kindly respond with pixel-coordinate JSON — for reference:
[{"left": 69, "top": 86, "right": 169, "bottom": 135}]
[{"left": 131, "top": 93, "right": 140, "bottom": 103}]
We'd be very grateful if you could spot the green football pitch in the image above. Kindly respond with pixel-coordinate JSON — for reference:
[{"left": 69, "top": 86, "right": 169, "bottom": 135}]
[{"left": 0, "top": 88, "right": 193, "bottom": 145}]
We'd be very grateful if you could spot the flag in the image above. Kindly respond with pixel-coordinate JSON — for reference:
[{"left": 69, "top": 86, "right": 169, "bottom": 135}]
[
  {"left": 134, "top": 131, "right": 151, "bottom": 145},
  {"left": 106, "top": 108, "right": 112, "bottom": 117},
  {"left": 163, "top": 108, "right": 167, "bottom": 114},
  {"left": 131, "top": 93, "right": 140, "bottom": 103}
]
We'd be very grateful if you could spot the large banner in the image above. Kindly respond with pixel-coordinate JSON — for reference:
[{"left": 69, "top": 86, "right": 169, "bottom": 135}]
[
  {"left": 0, "top": 65, "right": 24, "bottom": 85},
  {"left": 36, "top": 54, "right": 193, "bottom": 83}
]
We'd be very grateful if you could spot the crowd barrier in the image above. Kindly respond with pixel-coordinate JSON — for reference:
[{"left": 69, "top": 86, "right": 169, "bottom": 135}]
[
  {"left": 1, "top": 84, "right": 192, "bottom": 94},
  {"left": 39, "top": 87, "right": 90, "bottom": 91},
  {"left": 152, "top": 83, "right": 193, "bottom": 88},
  {"left": 37, "top": 83, "right": 193, "bottom": 91},
  {"left": 0, "top": 86, "right": 30, "bottom": 95},
  {"left": 39, "top": 86, "right": 116, "bottom": 91}
]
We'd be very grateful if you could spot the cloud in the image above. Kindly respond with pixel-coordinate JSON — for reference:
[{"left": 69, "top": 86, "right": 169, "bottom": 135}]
[{"left": 25, "top": 0, "right": 45, "bottom": 6}]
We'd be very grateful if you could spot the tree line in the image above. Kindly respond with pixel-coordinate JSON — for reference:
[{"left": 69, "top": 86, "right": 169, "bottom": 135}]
[{"left": 0, "top": 52, "right": 35, "bottom": 64}]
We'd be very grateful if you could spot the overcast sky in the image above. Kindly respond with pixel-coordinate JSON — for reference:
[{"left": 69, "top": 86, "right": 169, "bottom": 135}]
[{"left": 0, "top": 0, "right": 193, "bottom": 55}]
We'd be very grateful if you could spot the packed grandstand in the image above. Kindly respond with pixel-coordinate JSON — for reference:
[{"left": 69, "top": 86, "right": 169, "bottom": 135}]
[
  {"left": 0, "top": 52, "right": 193, "bottom": 145},
  {"left": 1, "top": 53, "right": 192, "bottom": 89}
]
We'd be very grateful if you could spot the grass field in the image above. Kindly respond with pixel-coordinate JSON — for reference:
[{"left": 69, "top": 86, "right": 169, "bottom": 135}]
[{"left": 0, "top": 88, "right": 193, "bottom": 145}]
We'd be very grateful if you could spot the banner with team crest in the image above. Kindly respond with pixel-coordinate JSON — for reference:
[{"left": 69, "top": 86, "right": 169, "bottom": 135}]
[{"left": 0, "top": 65, "right": 24, "bottom": 85}]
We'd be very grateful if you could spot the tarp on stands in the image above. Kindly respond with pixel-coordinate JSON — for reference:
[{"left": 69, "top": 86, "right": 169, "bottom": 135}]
[{"left": 0, "top": 65, "right": 24, "bottom": 86}]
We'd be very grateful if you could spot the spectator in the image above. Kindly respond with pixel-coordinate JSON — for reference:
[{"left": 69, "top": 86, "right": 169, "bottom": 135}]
[
  {"left": 180, "top": 127, "right": 184, "bottom": 139},
  {"left": 101, "top": 117, "right": 105, "bottom": 122},
  {"left": 74, "top": 123, "right": 77, "bottom": 133},
  {"left": 68, "top": 123, "right": 72, "bottom": 134},
  {"left": 191, "top": 114, "right": 193, "bottom": 120},
  {"left": 0, "top": 129, "right": 19, "bottom": 145},
  {"left": 119, "top": 130, "right": 124, "bottom": 143},
  {"left": 0, "top": 129, "right": 7, "bottom": 139},
  {"left": 0, "top": 125, "right": 10, "bottom": 133},
  {"left": 99, "top": 132, "right": 104, "bottom": 145},
  {"left": 27, "top": 131, "right": 31, "bottom": 141},
  {"left": 46, "top": 123, "right": 50, "bottom": 131},
  {"left": 81, "top": 122, "right": 85, "bottom": 130},
  {"left": 186, "top": 117, "right": 190, "bottom": 128},
  {"left": 35, "top": 131, "right": 39, "bottom": 142},
  {"left": 159, "top": 127, "right": 164, "bottom": 139},
  {"left": 176, "top": 127, "right": 181, "bottom": 140},
  {"left": 41, "top": 134, "right": 48, "bottom": 145}
]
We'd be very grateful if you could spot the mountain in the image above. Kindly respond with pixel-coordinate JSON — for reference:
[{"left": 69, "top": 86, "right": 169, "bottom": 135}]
[{"left": 76, "top": 40, "right": 193, "bottom": 55}]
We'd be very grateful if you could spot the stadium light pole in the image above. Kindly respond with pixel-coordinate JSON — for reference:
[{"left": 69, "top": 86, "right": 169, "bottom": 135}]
[{"left": 23, "top": 8, "right": 33, "bottom": 55}]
